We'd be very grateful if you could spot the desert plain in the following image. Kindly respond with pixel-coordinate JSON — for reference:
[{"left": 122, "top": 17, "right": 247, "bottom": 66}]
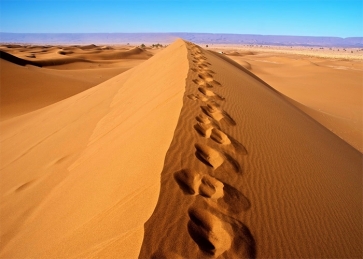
[{"left": 0, "top": 39, "right": 362, "bottom": 258}]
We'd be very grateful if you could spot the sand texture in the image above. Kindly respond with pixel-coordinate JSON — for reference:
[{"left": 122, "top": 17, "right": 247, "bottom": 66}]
[
  {"left": 139, "top": 42, "right": 362, "bottom": 258},
  {"left": 0, "top": 39, "right": 362, "bottom": 258},
  {"left": 0, "top": 44, "right": 155, "bottom": 120},
  {"left": 218, "top": 47, "right": 363, "bottom": 152},
  {"left": 0, "top": 40, "right": 187, "bottom": 258}
]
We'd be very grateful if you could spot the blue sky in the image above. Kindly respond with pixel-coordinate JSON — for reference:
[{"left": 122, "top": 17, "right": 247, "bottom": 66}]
[{"left": 0, "top": 0, "right": 362, "bottom": 37}]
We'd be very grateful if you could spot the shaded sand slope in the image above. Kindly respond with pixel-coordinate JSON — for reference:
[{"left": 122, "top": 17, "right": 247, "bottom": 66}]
[
  {"left": 0, "top": 40, "right": 188, "bottom": 258},
  {"left": 139, "top": 42, "right": 362, "bottom": 258},
  {"left": 0, "top": 58, "right": 122, "bottom": 120}
]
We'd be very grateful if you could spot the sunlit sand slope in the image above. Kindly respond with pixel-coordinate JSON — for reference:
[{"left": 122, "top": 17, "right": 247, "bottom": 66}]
[{"left": 0, "top": 39, "right": 188, "bottom": 259}]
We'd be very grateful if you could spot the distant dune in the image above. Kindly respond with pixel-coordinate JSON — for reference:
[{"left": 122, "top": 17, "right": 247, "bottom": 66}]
[
  {"left": 1, "top": 32, "right": 363, "bottom": 47},
  {"left": 0, "top": 39, "right": 361, "bottom": 258},
  {"left": 0, "top": 44, "right": 154, "bottom": 120}
]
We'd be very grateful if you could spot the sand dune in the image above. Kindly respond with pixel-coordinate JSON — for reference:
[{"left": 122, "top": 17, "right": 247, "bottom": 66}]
[
  {"left": 0, "top": 50, "right": 41, "bottom": 67},
  {"left": 0, "top": 44, "right": 155, "bottom": 120},
  {"left": 0, "top": 39, "right": 187, "bottom": 259},
  {"left": 138, "top": 41, "right": 362, "bottom": 258},
  {"left": 56, "top": 46, "right": 153, "bottom": 61},
  {"left": 0, "top": 39, "right": 362, "bottom": 258},
  {"left": 222, "top": 50, "right": 363, "bottom": 152},
  {"left": 1, "top": 44, "right": 153, "bottom": 67}
]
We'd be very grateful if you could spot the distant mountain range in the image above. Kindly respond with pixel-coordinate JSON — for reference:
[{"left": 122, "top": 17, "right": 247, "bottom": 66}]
[{"left": 1, "top": 33, "right": 362, "bottom": 47}]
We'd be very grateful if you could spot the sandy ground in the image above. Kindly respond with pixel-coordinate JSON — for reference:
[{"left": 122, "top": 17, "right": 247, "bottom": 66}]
[
  {"left": 0, "top": 40, "right": 362, "bottom": 258},
  {"left": 208, "top": 44, "right": 363, "bottom": 60},
  {"left": 0, "top": 44, "right": 163, "bottom": 120},
  {"left": 209, "top": 45, "right": 363, "bottom": 153}
]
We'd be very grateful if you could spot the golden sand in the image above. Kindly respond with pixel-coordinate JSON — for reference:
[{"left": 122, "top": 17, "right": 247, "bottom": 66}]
[{"left": 0, "top": 40, "right": 362, "bottom": 258}]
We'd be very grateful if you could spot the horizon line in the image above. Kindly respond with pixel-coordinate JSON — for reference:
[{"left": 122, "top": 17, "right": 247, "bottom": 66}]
[{"left": 1, "top": 32, "right": 362, "bottom": 39}]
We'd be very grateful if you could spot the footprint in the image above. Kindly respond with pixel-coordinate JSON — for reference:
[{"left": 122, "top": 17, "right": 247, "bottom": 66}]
[
  {"left": 198, "top": 63, "right": 209, "bottom": 69},
  {"left": 196, "top": 114, "right": 211, "bottom": 124},
  {"left": 187, "top": 207, "right": 232, "bottom": 258},
  {"left": 173, "top": 169, "right": 202, "bottom": 195},
  {"left": 188, "top": 201, "right": 256, "bottom": 259},
  {"left": 193, "top": 116, "right": 219, "bottom": 139},
  {"left": 197, "top": 114, "right": 222, "bottom": 132},
  {"left": 191, "top": 68, "right": 198, "bottom": 72},
  {"left": 195, "top": 54, "right": 207, "bottom": 60},
  {"left": 195, "top": 94, "right": 209, "bottom": 102},
  {"left": 193, "top": 59, "right": 208, "bottom": 65},
  {"left": 192, "top": 78, "right": 205, "bottom": 86},
  {"left": 223, "top": 215, "right": 256, "bottom": 259},
  {"left": 198, "top": 73, "right": 214, "bottom": 83},
  {"left": 197, "top": 87, "right": 214, "bottom": 96},
  {"left": 174, "top": 169, "right": 250, "bottom": 213},
  {"left": 174, "top": 169, "right": 224, "bottom": 199},
  {"left": 194, "top": 117, "right": 228, "bottom": 144},
  {"left": 198, "top": 87, "right": 225, "bottom": 101},
  {"left": 199, "top": 174, "right": 224, "bottom": 199},
  {"left": 195, "top": 143, "right": 224, "bottom": 169},
  {"left": 201, "top": 105, "right": 236, "bottom": 126},
  {"left": 195, "top": 141, "right": 240, "bottom": 173},
  {"left": 199, "top": 72, "right": 222, "bottom": 89},
  {"left": 192, "top": 94, "right": 219, "bottom": 102},
  {"left": 210, "top": 128, "right": 231, "bottom": 145},
  {"left": 205, "top": 69, "right": 216, "bottom": 74},
  {"left": 197, "top": 66, "right": 216, "bottom": 74},
  {"left": 189, "top": 92, "right": 210, "bottom": 102},
  {"left": 192, "top": 79, "right": 213, "bottom": 88},
  {"left": 193, "top": 130, "right": 241, "bottom": 173},
  {"left": 196, "top": 60, "right": 211, "bottom": 66},
  {"left": 211, "top": 129, "right": 248, "bottom": 154},
  {"left": 187, "top": 94, "right": 198, "bottom": 101},
  {"left": 201, "top": 104, "right": 224, "bottom": 122},
  {"left": 194, "top": 122, "right": 213, "bottom": 138}
]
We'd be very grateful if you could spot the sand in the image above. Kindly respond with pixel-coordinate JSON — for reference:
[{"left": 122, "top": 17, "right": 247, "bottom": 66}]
[
  {"left": 0, "top": 39, "right": 362, "bottom": 258},
  {"left": 0, "top": 44, "right": 158, "bottom": 120},
  {"left": 213, "top": 46, "right": 363, "bottom": 153},
  {"left": 0, "top": 40, "right": 186, "bottom": 258}
]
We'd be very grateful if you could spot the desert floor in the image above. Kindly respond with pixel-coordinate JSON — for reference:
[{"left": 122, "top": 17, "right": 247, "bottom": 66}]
[
  {"left": 0, "top": 40, "right": 362, "bottom": 258},
  {"left": 211, "top": 44, "right": 363, "bottom": 153}
]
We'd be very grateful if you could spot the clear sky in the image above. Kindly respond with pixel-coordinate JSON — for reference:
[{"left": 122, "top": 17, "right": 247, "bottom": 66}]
[{"left": 0, "top": 0, "right": 362, "bottom": 37}]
